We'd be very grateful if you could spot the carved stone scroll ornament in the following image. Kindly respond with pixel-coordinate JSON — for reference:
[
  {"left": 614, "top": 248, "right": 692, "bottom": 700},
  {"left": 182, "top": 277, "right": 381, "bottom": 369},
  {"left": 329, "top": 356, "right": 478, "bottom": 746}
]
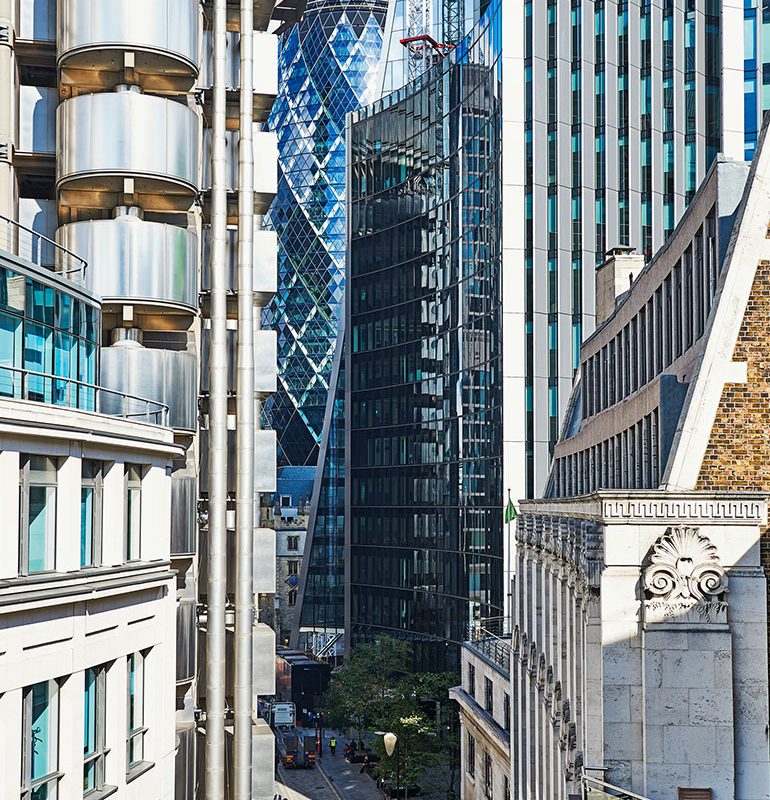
[{"left": 642, "top": 526, "right": 728, "bottom": 624}]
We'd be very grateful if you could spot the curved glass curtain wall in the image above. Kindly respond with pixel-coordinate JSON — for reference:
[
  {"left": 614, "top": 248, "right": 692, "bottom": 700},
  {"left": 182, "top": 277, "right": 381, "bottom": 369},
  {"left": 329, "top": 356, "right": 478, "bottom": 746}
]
[
  {"left": 0, "top": 266, "right": 99, "bottom": 410},
  {"left": 347, "top": 1, "right": 503, "bottom": 670},
  {"left": 264, "top": 0, "right": 390, "bottom": 467}
]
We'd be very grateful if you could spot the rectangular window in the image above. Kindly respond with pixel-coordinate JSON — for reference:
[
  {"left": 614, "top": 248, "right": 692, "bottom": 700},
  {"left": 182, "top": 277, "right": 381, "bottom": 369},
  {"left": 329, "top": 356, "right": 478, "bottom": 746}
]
[
  {"left": 468, "top": 663, "right": 475, "bottom": 698},
  {"left": 84, "top": 665, "right": 107, "bottom": 795},
  {"left": 503, "top": 691, "right": 510, "bottom": 732},
  {"left": 484, "top": 751, "right": 493, "bottom": 799},
  {"left": 21, "top": 679, "right": 60, "bottom": 800},
  {"left": 287, "top": 535, "right": 299, "bottom": 551},
  {"left": 504, "top": 775, "right": 511, "bottom": 800},
  {"left": 467, "top": 733, "right": 475, "bottom": 777},
  {"left": 81, "top": 461, "right": 102, "bottom": 568},
  {"left": 124, "top": 465, "right": 142, "bottom": 561},
  {"left": 288, "top": 560, "right": 299, "bottom": 576},
  {"left": 288, "top": 589, "right": 297, "bottom": 606},
  {"left": 127, "top": 652, "right": 146, "bottom": 772},
  {"left": 20, "top": 455, "right": 57, "bottom": 575},
  {"left": 484, "top": 676, "right": 493, "bottom": 715}
]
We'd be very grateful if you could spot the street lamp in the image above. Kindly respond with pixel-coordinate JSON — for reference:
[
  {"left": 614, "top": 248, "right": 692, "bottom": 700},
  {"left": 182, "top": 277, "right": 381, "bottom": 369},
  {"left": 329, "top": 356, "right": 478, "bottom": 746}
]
[{"left": 382, "top": 732, "right": 402, "bottom": 800}]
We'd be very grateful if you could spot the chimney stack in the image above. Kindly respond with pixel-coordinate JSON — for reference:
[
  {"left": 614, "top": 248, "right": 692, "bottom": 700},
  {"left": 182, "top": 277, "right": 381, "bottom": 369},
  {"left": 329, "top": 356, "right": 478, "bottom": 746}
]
[{"left": 595, "top": 246, "right": 645, "bottom": 326}]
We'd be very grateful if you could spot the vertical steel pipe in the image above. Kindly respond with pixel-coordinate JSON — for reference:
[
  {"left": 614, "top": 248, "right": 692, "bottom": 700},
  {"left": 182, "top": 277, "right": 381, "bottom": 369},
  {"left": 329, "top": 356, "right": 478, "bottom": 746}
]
[
  {"left": 205, "top": 0, "right": 228, "bottom": 797},
  {"left": 234, "top": 0, "right": 255, "bottom": 795}
]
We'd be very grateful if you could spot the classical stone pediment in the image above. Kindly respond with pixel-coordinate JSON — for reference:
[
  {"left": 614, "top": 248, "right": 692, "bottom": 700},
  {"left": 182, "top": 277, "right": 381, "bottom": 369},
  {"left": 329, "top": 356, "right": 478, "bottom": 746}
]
[{"left": 642, "top": 526, "right": 728, "bottom": 624}]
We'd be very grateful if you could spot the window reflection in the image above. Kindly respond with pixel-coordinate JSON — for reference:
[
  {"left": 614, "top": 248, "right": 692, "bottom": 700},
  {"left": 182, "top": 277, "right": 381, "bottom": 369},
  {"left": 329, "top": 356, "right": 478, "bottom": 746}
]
[
  {"left": 347, "top": 2, "right": 504, "bottom": 670},
  {"left": 0, "top": 266, "right": 99, "bottom": 410}
]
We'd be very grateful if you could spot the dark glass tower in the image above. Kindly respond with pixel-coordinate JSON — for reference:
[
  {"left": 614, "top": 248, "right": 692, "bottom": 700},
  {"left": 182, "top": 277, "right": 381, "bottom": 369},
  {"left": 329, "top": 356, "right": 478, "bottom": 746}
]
[
  {"left": 346, "top": 3, "right": 504, "bottom": 670},
  {"left": 264, "top": 0, "right": 390, "bottom": 467}
]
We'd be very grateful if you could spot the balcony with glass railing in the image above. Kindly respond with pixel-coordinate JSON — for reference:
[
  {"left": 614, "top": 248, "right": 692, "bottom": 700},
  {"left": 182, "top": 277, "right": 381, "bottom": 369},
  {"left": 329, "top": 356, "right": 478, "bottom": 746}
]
[{"left": 0, "top": 215, "right": 169, "bottom": 425}]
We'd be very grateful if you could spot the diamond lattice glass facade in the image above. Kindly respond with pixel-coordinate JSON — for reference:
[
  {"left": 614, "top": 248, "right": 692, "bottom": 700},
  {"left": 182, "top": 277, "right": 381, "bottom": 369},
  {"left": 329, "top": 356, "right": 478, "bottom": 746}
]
[{"left": 264, "top": 0, "right": 390, "bottom": 467}]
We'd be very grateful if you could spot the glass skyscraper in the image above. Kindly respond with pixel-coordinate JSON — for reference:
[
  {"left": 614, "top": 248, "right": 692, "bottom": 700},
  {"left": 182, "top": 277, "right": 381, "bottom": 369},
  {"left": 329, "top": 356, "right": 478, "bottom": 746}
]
[
  {"left": 264, "top": 0, "right": 389, "bottom": 467},
  {"left": 346, "top": 1, "right": 503, "bottom": 670}
]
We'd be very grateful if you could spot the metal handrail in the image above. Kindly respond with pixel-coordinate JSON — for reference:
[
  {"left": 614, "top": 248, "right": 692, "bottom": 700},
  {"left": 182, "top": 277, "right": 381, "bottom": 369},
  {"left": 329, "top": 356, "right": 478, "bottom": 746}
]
[
  {"left": 0, "top": 364, "right": 168, "bottom": 425},
  {"left": 465, "top": 617, "right": 512, "bottom": 673},
  {"left": 0, "top": 213, "right": 87, "bottom": 277},
  {"left": 582, "top": 774, "right": 652, "bottom": 800}
]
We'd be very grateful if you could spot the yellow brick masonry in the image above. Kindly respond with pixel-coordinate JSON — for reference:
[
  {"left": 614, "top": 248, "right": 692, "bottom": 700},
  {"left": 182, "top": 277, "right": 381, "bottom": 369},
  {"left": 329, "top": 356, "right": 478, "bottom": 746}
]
[{"left": 696, "top": 258, "right": 770, "bottom": 675}]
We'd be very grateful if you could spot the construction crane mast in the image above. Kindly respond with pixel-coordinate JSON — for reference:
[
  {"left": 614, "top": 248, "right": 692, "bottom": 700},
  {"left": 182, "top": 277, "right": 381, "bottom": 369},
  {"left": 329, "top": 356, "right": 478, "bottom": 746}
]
[
  {"left": 443, "top": 0, "right": 464, "bottom": 46},
  {"left": 401, "top": 0, "right": 464, "bottom": 79}
]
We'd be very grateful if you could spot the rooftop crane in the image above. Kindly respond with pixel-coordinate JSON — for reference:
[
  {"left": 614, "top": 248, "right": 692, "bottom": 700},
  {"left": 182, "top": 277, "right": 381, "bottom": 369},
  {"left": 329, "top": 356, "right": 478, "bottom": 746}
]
[{"left": 400, "top": 0, "right": 464, "bottom": 79}]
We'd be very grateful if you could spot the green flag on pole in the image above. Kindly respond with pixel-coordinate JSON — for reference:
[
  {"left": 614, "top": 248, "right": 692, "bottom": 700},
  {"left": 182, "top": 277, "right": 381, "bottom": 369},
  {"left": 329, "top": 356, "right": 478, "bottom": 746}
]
[{"left": 504, "top": 498, "right": 517, "bottom": 524}]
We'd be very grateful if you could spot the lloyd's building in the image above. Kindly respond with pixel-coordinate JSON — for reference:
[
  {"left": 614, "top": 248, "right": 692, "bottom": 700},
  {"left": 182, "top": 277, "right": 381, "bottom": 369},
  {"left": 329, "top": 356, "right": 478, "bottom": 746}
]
[{"left": 0, "top": 0, "right": 300, "bottom": 797}]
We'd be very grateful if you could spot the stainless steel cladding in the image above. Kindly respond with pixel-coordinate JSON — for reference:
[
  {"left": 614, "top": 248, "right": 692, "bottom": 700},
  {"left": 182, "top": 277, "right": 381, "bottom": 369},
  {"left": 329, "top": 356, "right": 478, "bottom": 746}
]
[
  {"left": 56, "top": 90, "right": 200, "bottom": 209},
  {"left": 57, "top": 0, "right": 200, "bottom": 88},
  {"left": 198, "top": 428, "right": 277, "bottom": 493},
  {"left": 201, "top": 228, "right": 277, "bottom": 304},
  {"left": 200, "top": 327, "right": 276, "bottom": 395},
  {"left": 171, "top": 475, "right": 197, "bottom": 555},
  {"left": 101, "top": 341, "right": 198, "bottom": 430},
  {"left": 176, "top": 599, "right": 197, "bottom": 682},
  {"left": 253, "top": 329, "right": 277, "bottom": 397},
  {"left": 201, "top": 129, "right": 276, "bottom": 208},
  {"left": 58, "top": 215, "right": 198, "bottom": 310},
  {"left": 18, "top": 86, "right": 56, "bottom": 154}
]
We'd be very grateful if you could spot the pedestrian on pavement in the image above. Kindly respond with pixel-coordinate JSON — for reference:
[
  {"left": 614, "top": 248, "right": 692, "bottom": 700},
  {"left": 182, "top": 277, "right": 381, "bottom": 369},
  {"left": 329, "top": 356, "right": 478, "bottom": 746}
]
[
  {"left": 360, "top": 754, "right": 370, "bottom": 774},
  {"left": 329, "top": 736, "right": 337, "bottom": 756}
]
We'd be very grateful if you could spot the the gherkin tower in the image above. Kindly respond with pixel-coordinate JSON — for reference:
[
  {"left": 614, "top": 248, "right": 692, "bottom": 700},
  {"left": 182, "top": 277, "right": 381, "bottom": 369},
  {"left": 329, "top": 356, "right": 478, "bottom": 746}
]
[{"left": 264, "top": 0, "right": 390, "bottom": 467}]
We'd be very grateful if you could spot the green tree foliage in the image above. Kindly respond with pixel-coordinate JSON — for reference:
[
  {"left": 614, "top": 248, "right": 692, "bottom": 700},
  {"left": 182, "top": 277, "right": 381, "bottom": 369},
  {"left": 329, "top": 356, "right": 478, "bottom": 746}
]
[{"left": 321, "top": 638, "right": 460, "bottom": 796}]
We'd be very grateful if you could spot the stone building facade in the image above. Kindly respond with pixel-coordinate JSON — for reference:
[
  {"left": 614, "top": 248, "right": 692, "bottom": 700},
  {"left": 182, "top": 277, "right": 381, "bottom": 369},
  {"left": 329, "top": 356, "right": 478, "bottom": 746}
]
[
  {"left": 259, "top": 466, "right": 313, "bottom": 647},
  {"left": 451, "top": 623, "right": 512, "bottom": 800},
  {"left": 516, "top": 123, "right": 770, "bottom": 798},
  {"left": 514, "top": 495, "right": 769, "bottom": 799},
  {"left": 456, "top": 125, "right": 770, "bottom": 798}
]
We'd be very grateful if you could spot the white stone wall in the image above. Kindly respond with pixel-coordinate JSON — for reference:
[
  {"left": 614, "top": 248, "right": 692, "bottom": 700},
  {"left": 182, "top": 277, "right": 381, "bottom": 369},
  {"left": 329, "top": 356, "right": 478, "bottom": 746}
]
[
  {"left": 0, "top": 403, "right": 180, "bottom": 800},
  {"left": 452, "top": 646, "right": 511, "bottom": 800},
  {"left": 513, "top": 492, "right": 770, "bottom": 800}
]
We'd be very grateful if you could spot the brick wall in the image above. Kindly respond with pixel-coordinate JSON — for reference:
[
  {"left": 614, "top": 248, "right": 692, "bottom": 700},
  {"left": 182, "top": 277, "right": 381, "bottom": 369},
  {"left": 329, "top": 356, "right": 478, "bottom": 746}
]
[{"left": 696, "top": 258, "right": 770, "bottom": 676}]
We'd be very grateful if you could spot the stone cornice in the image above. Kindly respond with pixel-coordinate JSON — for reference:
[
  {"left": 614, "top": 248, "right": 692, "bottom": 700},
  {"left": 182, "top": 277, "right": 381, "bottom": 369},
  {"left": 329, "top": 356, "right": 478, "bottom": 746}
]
[{"left": 519, "top": 491, "right": 767, "bottom": 526}]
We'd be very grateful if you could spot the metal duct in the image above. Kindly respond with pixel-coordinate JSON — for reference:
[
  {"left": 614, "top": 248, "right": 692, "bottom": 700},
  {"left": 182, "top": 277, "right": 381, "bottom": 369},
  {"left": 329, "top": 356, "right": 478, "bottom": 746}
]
[
  {"left": 205, "top": 0, "right": 228, "bottom": 798},
  {"left": 234, "top": 0, "right": 255, "bottom": 794}
]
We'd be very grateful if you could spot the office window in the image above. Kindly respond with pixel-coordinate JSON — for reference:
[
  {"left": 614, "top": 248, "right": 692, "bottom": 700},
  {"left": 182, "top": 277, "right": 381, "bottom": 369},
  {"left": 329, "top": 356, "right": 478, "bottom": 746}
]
[
  {"left": 484, "top": 676, "right": 493, "bottom": 715},
  {"left": 287, "top": 535, "right": 299, "bottom": 551},
  {"left": 468, "top": 663, "right": 476, "bottom": 698},
  {"left": 124, "top": 465, "right": 142, "bottom": 561},
  {"left": 80, "top": 461, "right": 102, "bottom": 568},
  {"left": 84, "top": 665, "right": 107, "bottom": 795},
  {"left": 127, "top": 652, "right": 147, "bottom": 771},
  {"left": 484, "top": 751, "right": 493, "bottom": 799},
  {"left": 20, "top": 455, "right": 57, "bottom": 575},
  {"left": 21, "top": 679, "right": 60, "bottom": 800},
  {"left": 288, "top": 559, "right": 299, "bottom": 576},
  {"left": 467, "top": 733, "right": 475, "bottom": 777}
]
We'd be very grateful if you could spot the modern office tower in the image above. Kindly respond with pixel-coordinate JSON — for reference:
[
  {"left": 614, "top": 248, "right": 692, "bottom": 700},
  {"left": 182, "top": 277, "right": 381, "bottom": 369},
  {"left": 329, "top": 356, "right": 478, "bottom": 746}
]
[
  {"left": 0, "top": 1, "right": 290, "bottom": 797},
  {"left": 495, "top": 131, "right": 770, "bottom": 798},
  {"left": 264, "top": 0, "right": 389, "bottom": 468},
  {"left": 345, "top": 4, "right": 503, "bottom": 670},
  {"left": 0, "top": 186, "right": 180, "bottom": 794},
  {"left": 510, "top": 0, "right": 760, "bottom": 499},
  {"left": 268, "top": 0, "right": 390, "bottom": 656}
]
